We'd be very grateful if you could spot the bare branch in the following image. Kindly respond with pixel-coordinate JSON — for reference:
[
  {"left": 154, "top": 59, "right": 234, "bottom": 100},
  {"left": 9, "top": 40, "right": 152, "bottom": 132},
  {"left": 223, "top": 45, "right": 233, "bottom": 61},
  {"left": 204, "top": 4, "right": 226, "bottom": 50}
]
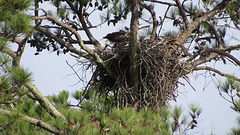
[
  {"left": 193, "top": 66, "right": 240, "bottom": 82},
  {"left": 175, "top": 0, "right": 189, "bottom": 27},
  {"left": 65, "top": 0, "right": 102, "bottom": 50},
  {"left": 139, "top": 1, "right": 158, "bottom": 41},
  {"left": 205, "top": 20, "right": 226, "bottom": 48},
  {"left": 202, "top": 48, "right": 240, "bottom": 66},
  {"left": 158, "top": 5, "right": 171, "bottom": 36},
  {"left": 148, "top": 0, "right": 176, "bottom": 6},
  {"left": 188, "top": 43, "right": 240, "bottom": 68}
]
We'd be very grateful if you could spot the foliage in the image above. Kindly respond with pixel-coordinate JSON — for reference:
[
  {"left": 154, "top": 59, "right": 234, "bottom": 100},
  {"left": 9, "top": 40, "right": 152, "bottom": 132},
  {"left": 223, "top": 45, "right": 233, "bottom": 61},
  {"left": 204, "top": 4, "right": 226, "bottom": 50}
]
[{"left": 0, "top": 88, "right": 202, "bottom": 134}]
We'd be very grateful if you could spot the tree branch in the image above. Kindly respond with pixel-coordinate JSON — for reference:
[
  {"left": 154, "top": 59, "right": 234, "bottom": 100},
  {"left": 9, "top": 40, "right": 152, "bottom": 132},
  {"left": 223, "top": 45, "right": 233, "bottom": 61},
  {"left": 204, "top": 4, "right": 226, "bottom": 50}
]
[
  {"left": 148, "top": 0, "right": 176, "bottom": 6},
  {"left": 0, "top": 108, "right": 60, "bottom": 134},
  {"left": 205, "top": 20, "right": 226, "bottom": 48},
  {"left": 188, "top": 44, "right": 240, "bottom": 68},
  {"left": 33, "top": 15, "right": 113, "bottom": 77},
  {"left": 175, "top": 0, "right": 189, "bottom": 28},
  {"left": 0, "top": 35, "right": 28, "bottom": 66},
  {"left": 158, "top": 5, "right": 171, "bottom": 36},
  {"left": 35, "top": 26, "right": 94, "bottom": 61},
  {"left": 202, "top": 48, "right": 240, "bottom": 66},
  {"left": 65, "top": 0, "right": 102, "bottom": 50},
  {"left": 193, "top": 66, "right": 240, "bottom": 82},
  {"left": 139, "top": 1, "right": 158, "bottom": 41},
  {"left": 175, "top": 0, "right": 232, "bottom": 46},
  {"left": 25, "top": 82, "right": 67, "bottom": 122}
]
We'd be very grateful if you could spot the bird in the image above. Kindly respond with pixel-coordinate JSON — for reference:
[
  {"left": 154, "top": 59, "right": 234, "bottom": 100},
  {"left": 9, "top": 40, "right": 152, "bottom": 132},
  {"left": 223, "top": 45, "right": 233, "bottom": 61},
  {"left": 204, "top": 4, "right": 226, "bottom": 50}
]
[{"left": 102, "top": 30, "right": 127, "bottom": 43}]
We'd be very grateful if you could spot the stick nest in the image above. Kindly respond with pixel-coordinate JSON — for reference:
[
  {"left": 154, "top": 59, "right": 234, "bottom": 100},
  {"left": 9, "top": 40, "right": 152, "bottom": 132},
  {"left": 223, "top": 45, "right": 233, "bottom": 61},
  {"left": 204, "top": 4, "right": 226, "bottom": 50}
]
[{"left": 90, "top": 38, "right": 187, "bottom": 109}]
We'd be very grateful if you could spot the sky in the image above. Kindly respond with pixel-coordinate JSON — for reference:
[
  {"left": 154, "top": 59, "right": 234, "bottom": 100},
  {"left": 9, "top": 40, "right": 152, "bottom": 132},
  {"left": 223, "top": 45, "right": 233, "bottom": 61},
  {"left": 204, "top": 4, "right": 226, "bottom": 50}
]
[{"left": 19, "top": 1, "right": 240, "bottom": 135}]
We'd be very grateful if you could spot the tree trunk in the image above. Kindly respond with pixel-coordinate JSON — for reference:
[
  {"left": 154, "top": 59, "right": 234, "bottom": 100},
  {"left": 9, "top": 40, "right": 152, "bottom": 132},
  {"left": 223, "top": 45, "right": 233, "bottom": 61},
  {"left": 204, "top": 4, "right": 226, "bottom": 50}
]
[{"left": 129, "top": 0, "right": 139, "bottom": 108}]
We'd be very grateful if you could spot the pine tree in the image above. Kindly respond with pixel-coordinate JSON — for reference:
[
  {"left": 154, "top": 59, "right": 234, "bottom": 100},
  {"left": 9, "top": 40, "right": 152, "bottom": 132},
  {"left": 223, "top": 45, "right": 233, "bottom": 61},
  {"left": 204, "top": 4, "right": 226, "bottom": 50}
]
[{"left": 0, "top": 0, "right": 240, "bottom": 134}]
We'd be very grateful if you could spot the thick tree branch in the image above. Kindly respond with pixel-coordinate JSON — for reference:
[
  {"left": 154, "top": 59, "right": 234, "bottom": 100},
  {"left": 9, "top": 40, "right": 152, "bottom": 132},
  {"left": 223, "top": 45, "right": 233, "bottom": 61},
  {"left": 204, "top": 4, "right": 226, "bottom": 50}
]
[
  {"left": 25, "top": 82, "right": 67, "bottom": 122},
  {"left": 175, "top": 0, "right": 232, "bottom": 46},
  {"left": 2, "top": 47, "right": 17, "bottom": 59},
  {"left": 0, "top": 36, "right": 28, "bottom": 66},
  {"left": 193, "top": 66, "right": 240, "bottom": 82},
  {"left": 0, "top": 108, "right": 59, "bottom": 134}
]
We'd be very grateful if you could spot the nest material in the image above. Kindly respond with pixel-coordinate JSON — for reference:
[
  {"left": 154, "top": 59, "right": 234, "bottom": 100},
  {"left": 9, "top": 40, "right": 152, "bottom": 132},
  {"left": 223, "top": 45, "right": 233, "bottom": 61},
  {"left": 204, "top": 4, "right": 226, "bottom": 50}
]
[{"left": 91, "top": 38, "right": 186, "bottom": 109}]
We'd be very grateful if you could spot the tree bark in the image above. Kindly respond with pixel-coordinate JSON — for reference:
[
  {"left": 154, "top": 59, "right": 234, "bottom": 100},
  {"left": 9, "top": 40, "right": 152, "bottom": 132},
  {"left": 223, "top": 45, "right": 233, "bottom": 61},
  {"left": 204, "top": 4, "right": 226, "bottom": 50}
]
[
  {"left": 129, "top": 0, "right": 139, "bottom": 107},
  {"left": 25, "top": 82, "right": 67, "bottom": 122},
  {"left": 175, "top": 0, "right": 231, "bottom": 46}
]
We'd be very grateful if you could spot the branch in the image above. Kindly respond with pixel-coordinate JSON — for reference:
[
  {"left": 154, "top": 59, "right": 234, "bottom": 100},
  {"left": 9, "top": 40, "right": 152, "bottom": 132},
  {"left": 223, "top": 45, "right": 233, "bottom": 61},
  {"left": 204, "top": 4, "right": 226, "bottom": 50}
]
[
  {"left": 35, "top": 26, "right": 94, "bottom": 61},
  {"left": 188, "top": 44, "right": 240, "bottom": 68},
  {"left": 0, "top": 108, "right": 59, "bottom": 134},
  {"left": 193, "top": 66, "right": 240, "bottom": 82},
  {"left": 139, "top": 1, "right": 158, "bottom": 41},
  {"left": 25, "top": 82, "right": 67, "bottom": 122},
  {"left": 175, "top": 0, "right": 232, "bottom": 46},
  {"left": 202, "top": 48, "right": 240, "bottom": 66},
  {"left": 148, "top": 0, "right": 176, "bottom": 6},
  {"left": 0, "top": 36, "right": 28, "bottom": 66},
  {"left": 33, "top": 16, "right": 92, "bottom": 56},
  {"left": 65, "top": 0, "right": 102, "bottom": 50},
  {"left": 175, "top": 0, "right": 189, "bottom": 27},
  {"left": 33, "top": 15, "right": 113, "bottom": 77},
  {"left": 2, "top": 47, "right": 17, "bottom": 59},
  {"left": 205, "top": 20, "right": 226, "bottom": 48},
  {"left": 158, "top": 5, "right": 171, "bottom": 36}
]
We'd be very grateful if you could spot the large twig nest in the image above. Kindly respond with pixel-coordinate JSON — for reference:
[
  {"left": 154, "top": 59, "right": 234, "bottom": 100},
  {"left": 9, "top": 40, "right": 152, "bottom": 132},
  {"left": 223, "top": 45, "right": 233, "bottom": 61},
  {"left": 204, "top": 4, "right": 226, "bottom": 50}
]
[{"left": 90, "top": 38, "right": 187, "bottom": 109}]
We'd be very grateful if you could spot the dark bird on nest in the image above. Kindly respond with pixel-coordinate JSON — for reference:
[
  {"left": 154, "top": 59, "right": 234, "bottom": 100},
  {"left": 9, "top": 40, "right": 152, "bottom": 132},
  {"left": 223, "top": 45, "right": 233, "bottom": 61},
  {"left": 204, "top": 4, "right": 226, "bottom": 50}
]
[{"left": 102, "top": 30, "right": 127, "bottom": 43}]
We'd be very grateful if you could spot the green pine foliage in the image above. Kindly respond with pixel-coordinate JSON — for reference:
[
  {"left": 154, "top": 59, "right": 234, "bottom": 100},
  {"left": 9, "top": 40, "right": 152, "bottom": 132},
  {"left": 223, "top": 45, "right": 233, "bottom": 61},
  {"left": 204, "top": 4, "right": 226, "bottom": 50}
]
[
  {"left": 11, "top": 67, "right": 32, "bottom": 87},
  {"left": 0, "top": 85, "right": 202, "bottom": 134},
  {"left": 0, "top": 0, "right": 33, "bottom": 36}
]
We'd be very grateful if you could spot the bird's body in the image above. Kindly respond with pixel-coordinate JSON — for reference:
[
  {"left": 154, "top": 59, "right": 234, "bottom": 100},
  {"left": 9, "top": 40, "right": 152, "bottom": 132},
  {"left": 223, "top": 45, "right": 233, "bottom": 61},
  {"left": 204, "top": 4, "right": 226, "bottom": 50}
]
[{"left": 103, "top": 31, "right": 127, "bottom": 43}]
